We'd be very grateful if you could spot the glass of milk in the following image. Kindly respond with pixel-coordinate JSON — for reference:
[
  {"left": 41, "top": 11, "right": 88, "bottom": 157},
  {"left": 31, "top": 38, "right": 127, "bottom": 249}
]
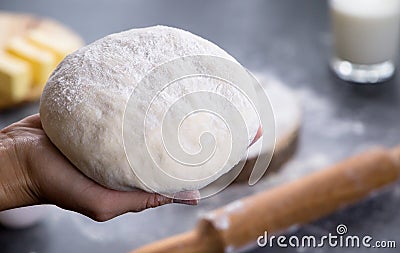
[{"left": 329, "top": 0, "right": 400, "bottom": 83}]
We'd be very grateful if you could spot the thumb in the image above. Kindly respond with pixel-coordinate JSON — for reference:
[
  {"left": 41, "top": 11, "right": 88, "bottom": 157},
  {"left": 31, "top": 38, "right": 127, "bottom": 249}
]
[{"left": 80, "top": 188, "right": 199, "bottom": 222}]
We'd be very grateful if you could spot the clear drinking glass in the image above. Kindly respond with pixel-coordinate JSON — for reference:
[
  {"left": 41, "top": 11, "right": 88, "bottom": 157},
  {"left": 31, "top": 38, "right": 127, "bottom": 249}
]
[{"left": 329, "top": 0, "right": 400, "bottom": 83}]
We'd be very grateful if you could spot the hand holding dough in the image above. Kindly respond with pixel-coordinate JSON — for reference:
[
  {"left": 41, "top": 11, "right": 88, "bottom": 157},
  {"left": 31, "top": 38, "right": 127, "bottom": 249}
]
[{"left": 0, "top": 114, "right": 198, "bottom": 222}]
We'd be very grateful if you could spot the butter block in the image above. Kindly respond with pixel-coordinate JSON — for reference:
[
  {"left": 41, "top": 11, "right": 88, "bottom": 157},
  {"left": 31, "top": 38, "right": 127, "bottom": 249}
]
[
  {"left": 27, "top": 30, "right": 81, "bottom": 65},
  {"left": 5, "top": 38, "right": 55, "bottom": 87},
  {"left": 0, "top": 53, "right": 32, "bottom": 102}
]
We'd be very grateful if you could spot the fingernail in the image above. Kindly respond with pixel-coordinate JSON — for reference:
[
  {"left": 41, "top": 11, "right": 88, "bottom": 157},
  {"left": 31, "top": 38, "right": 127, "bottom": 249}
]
[
  {"left": 173, "top": 198, "right": 199, "bottom": 205},
  {"left": 172, "top": 191, "right": 200, "bottom": 205}
]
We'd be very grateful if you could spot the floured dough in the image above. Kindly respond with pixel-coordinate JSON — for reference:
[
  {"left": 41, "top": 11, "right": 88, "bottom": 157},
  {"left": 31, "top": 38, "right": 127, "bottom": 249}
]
[{"left": 40, "top": 26, "right": 259, "bottom": 194}]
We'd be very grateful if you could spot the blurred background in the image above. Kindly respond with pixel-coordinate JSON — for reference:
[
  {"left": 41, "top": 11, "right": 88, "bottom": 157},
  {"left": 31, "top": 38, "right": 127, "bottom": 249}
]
[{"left": 0, "top": 0, "right": 400, "bottom": 252}]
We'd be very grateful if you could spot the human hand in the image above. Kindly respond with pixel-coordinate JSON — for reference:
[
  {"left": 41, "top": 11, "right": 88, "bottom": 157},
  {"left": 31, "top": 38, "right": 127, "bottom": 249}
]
[
  {"left": 0, "top": 114, "right": 199, "bottom": 221},
  {"left": 0, "top": 114, "right": 261, "bottom": 221}
]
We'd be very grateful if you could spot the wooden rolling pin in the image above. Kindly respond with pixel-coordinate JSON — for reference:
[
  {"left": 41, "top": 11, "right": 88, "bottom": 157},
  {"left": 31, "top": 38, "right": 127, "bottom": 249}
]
[{"left": 133, "top": 146, "right": 400, "bottom": 253}]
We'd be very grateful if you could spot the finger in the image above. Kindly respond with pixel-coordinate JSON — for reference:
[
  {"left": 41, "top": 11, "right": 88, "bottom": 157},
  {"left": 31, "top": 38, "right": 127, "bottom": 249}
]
[
  {"left": 250, "top": 125, "right": 263, "bottom": 146},
  {"left": 87, "top": 189, "right": 174, "bottom": 221},
  {"left": 76, "top": 187, "right": 199, "bottom": 222},
  {"left": 42, "top": 162, "right": 198, "bottom": 221},
  {"left": 37, "top": 162, "right": 166, "bottom": 221},
  {"left": 21, "top": 114, "right": 42, "bottom": 128},
  {"left": 173, "top": 190, "right": 200, "bottom": 205}
]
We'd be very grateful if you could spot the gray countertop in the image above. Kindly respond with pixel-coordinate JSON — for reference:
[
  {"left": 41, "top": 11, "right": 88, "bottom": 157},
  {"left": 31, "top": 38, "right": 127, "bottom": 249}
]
[{"left": 1, "top": 1, "right": 400, "bottom": 252}]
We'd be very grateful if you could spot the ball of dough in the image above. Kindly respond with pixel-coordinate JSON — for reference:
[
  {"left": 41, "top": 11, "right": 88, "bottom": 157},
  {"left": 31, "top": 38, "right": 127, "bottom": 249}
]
[{"left": 40, "top": 26, "right": 259, "bottom": 194}]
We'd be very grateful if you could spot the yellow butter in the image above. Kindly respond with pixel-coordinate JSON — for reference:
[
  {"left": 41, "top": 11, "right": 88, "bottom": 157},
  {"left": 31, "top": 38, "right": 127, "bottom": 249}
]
[
  {"left": 5, "top": 38, "right": 55, "bottom": 87},
  {"left": 0, "top": 52, "right": 32, "bottom": 102},
  {"left": 27, "top": 30, "right": 80, "bottom": 65}
]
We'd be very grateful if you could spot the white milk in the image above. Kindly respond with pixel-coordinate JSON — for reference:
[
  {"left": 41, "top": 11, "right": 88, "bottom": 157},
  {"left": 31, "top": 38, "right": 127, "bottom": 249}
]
[{"left": 330, "top": 0, "right": 400, "bottom": 65}]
